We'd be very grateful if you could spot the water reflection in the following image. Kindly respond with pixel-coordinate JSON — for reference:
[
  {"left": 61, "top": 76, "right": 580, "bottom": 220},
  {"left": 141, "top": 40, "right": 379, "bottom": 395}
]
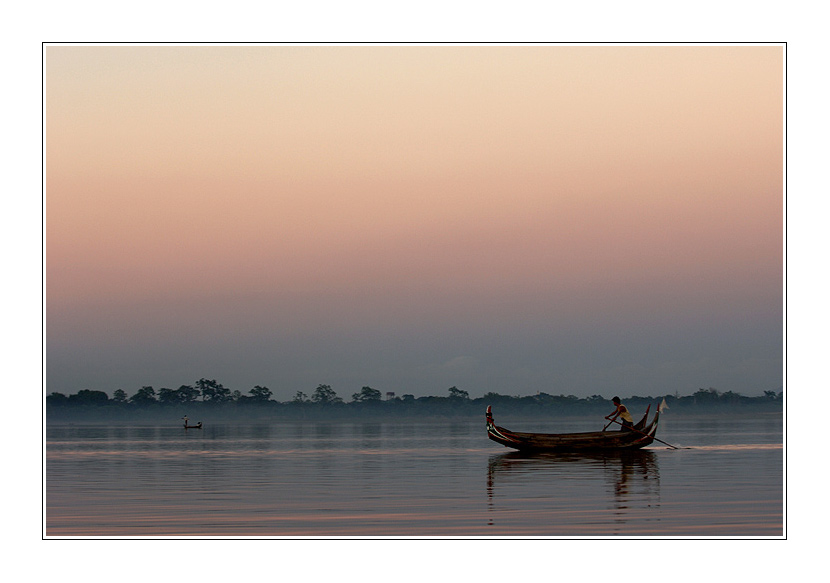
[
  {"left": 359, "top": 423, "right": 382, "bottom": 449},
  {"left": 486, "top": 450, "right": 661, "bottom": 533},
  {"left": 46, "top": 417, "right": 782, "bottom": 536}
]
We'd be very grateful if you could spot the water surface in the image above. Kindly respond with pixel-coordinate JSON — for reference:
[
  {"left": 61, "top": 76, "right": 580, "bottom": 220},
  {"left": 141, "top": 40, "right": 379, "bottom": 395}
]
[{"left": 45, "top": 413, "right": 783, "bottom": 537}]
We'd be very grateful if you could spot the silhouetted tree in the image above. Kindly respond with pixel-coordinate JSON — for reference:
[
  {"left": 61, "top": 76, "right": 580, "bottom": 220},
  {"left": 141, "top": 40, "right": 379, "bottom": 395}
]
[
  {"left": 448, "top": 386, "right": 469, "bottom": 400},
  {"left": 46, "top": 392, "right": 69, "bottom": 406},
  {"left": 352, "top": 386, "right": 382, "bottom": 402},
  {"left": 197, "top": 378, "right": 231, "bottom": 403},
  {"left": 175, "top": 385, "right": 199, "bottom": 403},
  {"left": 112, "top": 389, "right": 128, "bottom": 403},
  {"left": 292, "top": 391, "right": 309, "bottom": 404},
  {"left": 68, "top": 389, "right": 110, "bottom": 404},
  {"left": 693, "top": 388, "right": 719, "bottom": 403},
  {"left": 249, "top": 385, "right": 273, "bottom": 402},
  {"left": 721, "top": 390, "right": 741, "bottom": 404},
  {"left": 483, "top": 391, "right": 511, "bottom": 400},
  {"left": 157, "top": 388, "right": 179, "bottom": 404},
  {"left": 312, "top": 384, "right": 342, "bottom": 404},
  {"left": 130, "top": 386, "right": 157, "bottom": 404}
]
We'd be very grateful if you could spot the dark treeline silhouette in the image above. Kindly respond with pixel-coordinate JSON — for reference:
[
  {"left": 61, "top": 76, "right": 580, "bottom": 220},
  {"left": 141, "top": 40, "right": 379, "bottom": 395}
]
[{"left": 46, "top": 381, "right": 784, "bottom": 422}]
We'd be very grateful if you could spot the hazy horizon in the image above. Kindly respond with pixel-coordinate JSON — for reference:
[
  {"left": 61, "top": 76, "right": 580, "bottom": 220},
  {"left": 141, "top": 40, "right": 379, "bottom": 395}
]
[{"left": 44, "top": 44, "right": 784, "bottom": 401}]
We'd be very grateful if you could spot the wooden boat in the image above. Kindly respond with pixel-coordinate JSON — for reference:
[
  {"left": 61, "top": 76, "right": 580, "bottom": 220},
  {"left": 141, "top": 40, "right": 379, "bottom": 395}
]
[
  {"left": 486, "top": 404, "right": 660, "bottom": 452},
  {"left": 182, "top": 416, "right": 202, "bottom": 429}
]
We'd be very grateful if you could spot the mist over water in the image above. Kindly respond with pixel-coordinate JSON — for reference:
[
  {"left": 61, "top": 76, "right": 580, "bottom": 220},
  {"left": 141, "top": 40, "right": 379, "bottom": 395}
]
[{"left": 45, "top": 412, "right": 782, "bottom": 537}]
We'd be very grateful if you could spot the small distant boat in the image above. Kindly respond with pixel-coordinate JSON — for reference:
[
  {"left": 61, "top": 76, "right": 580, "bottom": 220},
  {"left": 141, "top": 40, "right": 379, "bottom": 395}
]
[
  {"left": 182, "top": 416, "right": 203, "bottom": 429},
  {"left": 486, "top": 404, "right": 660, "bottom": 452}
]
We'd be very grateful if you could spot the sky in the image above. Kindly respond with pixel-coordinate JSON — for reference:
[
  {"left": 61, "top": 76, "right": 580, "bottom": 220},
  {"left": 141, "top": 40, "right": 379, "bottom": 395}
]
[{"left": 43, "top": 44, "right": 783, "bottom": 401}]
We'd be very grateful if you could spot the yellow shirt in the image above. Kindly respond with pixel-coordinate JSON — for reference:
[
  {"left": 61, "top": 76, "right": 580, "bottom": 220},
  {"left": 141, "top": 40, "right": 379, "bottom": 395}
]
[{"left": 618, "top": 405, "right": 633, "bottom": 423}]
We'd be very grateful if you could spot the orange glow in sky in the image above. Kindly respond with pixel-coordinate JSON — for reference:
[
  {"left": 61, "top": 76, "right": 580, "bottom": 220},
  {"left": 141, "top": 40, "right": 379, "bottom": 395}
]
[{"left": 44, "top": 44, "right": 783, "bottom": 398}]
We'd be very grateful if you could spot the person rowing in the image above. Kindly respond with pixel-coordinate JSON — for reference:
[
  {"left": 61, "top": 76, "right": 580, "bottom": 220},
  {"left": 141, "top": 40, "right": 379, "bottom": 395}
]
[{"left": 605, "top": 396, "right": 634, "bottom": 430}]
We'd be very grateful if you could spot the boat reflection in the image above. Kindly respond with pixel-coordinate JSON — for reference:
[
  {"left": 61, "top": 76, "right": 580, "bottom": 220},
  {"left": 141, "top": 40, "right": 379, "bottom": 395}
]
[{"left": 486, "top": 449, "right": 661, "bottom": 532}]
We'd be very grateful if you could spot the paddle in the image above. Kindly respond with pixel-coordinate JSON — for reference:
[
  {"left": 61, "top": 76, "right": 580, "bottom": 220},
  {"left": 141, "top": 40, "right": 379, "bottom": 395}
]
[
  {"left": 605, "top": 417, "right": 686, "bottom": 450},
  {"left": 603, "top": 401, "right": 649, "bottom": 431}
]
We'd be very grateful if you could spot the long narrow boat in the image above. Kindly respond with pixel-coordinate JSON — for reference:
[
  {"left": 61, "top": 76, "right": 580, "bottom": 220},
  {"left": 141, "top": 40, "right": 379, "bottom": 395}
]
[
  {"left": 486, "top": 404, "right": 660, "bottom": 452},
  {"left": 182, "top": 416, "right": 203, "bottom": 429}
]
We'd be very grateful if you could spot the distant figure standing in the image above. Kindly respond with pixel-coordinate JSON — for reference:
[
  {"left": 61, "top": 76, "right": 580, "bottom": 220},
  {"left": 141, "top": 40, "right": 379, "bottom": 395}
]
[
  {"left": 182, "top": 415, "right": 202, "bottom": 429},
  {"left": 606, "top": 396, "right": 634, "bottom": 430}
]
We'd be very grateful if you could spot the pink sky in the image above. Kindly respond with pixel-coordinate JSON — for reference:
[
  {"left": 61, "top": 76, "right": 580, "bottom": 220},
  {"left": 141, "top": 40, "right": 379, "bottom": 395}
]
[{"left": 44, "top": 45, "right": 783, "bottom": 399}]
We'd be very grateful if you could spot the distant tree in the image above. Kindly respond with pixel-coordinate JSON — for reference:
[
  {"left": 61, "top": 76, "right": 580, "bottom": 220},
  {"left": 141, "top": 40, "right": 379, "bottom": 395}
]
[
  {"left": 764, "top": 390, "right": 778, "bottom": 400},
  {"left": 156, "top": 385, "right": 199, "bottom": 405},
  {"left": 292, "top": 391, "right": 309, "bottom": 404},
  {"left": 693, "top": 388, "right": 719, "bottom": 403},
  {"left": 312, "top": 384, "right": 343, "bottom": 405},
  {"left": 212, "top": 385, "right": 231, "bottom": 402},
  {"left": 112, "top": 389, "right": 128, "bottom": 403},
  {"left": 448, "top": 386, "right": 469, "bottom": 400},
  {"left": 231, "top": 390, "right": 243, "bottom": 401},
  {"left": 130, "top": 386, "right": 157, "bottom": 404},
  {"left": 483, "top": 392, "right": 513, "bottom": 401},
  {"left": 67, "top": 389, "right": 110, "bottom": 404},
  {"left": 249, "top": 385, "right": 273, "bottom": 402},
  {"left": 721, "top": 390, "right": 741, "bottom": 404},
  {"left": 46, "top": 392, "right": 69, "bottom": 406},
  {"left": 176, "top": 385, "right": 200, "bottom": 403},
  {"left": 197, "top": 379, "right": 231, "bottom": 403},
  {"left": 401, "top": 394, "right": 415, "bottom": 402},
  {"left": 352, "top": 386, "right": 382, "bottom": 402},
  {"left": 157, "top": 388, "right": 179, "bottom": 404}
]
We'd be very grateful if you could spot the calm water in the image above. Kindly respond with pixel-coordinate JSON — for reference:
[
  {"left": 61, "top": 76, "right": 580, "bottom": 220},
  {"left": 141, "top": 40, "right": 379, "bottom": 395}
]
[{"left": 44, "top": 412, "right": 783, "bottom": 537}]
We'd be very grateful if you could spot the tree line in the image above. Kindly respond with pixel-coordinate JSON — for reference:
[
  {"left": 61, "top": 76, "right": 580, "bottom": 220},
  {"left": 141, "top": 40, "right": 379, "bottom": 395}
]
[
  {"left": 46, "top": 381, "right": 472, "bottom": 407},
  {"left": 46, "top": 380, "right": 783, "bottom": 416}
]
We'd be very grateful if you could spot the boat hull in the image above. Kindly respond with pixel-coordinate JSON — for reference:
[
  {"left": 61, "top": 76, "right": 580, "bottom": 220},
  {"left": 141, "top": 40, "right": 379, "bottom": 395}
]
[{"left": 486, "top": 406, "right": 659, "bottom": 452}]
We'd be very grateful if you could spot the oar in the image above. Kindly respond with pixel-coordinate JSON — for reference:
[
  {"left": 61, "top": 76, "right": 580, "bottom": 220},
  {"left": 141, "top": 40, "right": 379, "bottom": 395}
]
[
  {"left": 605, "top": 417, "right": 686, "bottom": 450},
  {"left": 602, "top": 418, "right": 615, "bottom": 431}
]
